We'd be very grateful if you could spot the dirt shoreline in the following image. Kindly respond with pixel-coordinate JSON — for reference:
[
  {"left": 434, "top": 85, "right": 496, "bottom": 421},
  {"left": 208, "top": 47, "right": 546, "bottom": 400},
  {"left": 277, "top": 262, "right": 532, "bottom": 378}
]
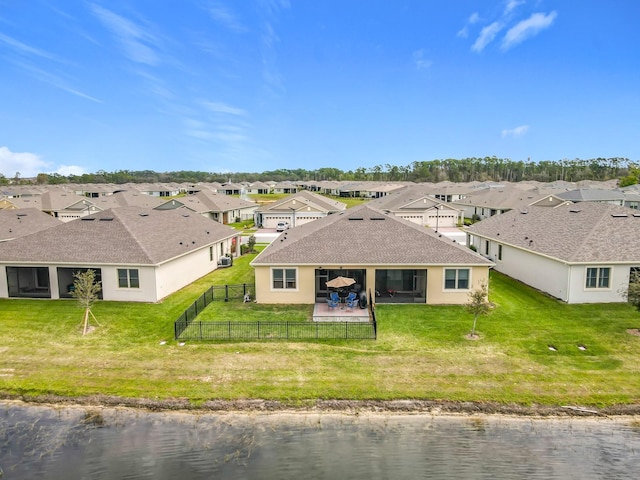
[{"left": 2, "top": 393, "right": 640, "bottom": 418}]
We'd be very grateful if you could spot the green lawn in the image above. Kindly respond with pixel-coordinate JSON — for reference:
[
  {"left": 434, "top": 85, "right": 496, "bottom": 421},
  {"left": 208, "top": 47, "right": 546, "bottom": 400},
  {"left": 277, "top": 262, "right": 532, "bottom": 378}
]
[{"left": 1, "top": 252, "right": 639, "bottom": 407}]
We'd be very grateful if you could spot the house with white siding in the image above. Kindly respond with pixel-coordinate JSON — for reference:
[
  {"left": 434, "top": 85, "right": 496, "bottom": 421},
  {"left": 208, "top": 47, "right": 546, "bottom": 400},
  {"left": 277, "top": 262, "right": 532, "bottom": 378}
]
[
  {"left": 0, "top": 207, "right": 240, "bottom": 302},
  {"left": 465, "top": 202, "right": 640, "bottom": 304}
]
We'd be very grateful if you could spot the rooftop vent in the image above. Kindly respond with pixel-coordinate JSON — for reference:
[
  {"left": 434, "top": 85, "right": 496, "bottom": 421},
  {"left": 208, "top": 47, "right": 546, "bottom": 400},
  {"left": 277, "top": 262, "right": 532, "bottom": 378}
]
[
  {"left": 611, "top": 213, "right": 628, "bottom": 218},
  {"left": 348, "top": 217, "right": 364, "bottom": 221},
  {"left": 81, "top": 218, "right": 95, "bottom": 221},
  {"left": 16, "top": 213, "right": 27, "bottom": 217},
  {"left": 569, "top": 208, "right": 581, "bottom": 213},
  {"left": 370, "top": 217, "right": 385, "bottom": 221},
  {"left": 99, "top": 217, "right": 114, "bottom": 221}
]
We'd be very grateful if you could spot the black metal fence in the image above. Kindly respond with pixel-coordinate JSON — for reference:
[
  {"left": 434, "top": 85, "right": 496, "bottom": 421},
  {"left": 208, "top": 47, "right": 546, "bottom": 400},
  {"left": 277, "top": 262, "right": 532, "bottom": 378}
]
[
  {"left": 176, "top": 320, "right": 376, "bottom": 341},
  {"left": 173, "top": 284, "right": 378, "bottom": 341},
  {"left": 173, "top": 284, "right": 252, "bottom": 339}
]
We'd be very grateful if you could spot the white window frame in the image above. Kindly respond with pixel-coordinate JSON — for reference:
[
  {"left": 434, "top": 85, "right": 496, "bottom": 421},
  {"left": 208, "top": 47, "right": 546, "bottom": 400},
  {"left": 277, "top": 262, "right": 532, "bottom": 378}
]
[
  {"left": 117, "top": 268, "right": 140, "bottom": 289},
  {"left": 443, "top": 268, "right": 471, "bottom": 291},
  {"left": 271, "top": 267, "right": 298, "bottom": 291},
  {"left": 585, "top": 267, "right": 611, "bottom": 289}
]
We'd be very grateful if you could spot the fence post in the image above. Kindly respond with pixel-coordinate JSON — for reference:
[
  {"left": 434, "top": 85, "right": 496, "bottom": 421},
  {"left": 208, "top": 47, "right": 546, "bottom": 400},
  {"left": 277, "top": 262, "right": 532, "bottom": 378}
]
[
  {"left": 225, "top": 284, "right": 229, "bottom": 302},
  {"left": 199, "top": 321, "right": 203, "bottom": 341},
  {"left": 257, "top": 321, "right": 261, "bottom": 339},
  {"left": 345, "top": 322, "right": 348, "bottom": 339},
  {"left": 228, "top": 321, "right": 231, "bottom": 339}
]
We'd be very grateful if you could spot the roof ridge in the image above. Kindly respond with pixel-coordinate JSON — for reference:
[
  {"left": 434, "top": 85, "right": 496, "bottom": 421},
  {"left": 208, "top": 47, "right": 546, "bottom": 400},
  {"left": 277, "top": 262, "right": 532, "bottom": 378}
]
[{"left": 107, "top": 208, "right": 155, "bottom": 263}]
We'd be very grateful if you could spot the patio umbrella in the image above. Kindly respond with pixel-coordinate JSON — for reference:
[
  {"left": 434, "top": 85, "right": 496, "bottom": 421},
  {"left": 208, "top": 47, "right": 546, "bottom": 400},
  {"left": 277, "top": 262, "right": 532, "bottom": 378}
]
[{"left": 326, "top": 276, "right": 356, "bottom": 288}]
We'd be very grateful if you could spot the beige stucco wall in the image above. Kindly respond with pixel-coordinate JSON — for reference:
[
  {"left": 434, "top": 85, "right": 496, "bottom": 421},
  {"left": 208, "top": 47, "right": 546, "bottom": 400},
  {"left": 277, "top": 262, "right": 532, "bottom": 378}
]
[
  {"left": 425, "top": 265, "right": 490, "bottom": 305},
  {"left": 254, "top": 264, "right": 490, "bottom": 305}
]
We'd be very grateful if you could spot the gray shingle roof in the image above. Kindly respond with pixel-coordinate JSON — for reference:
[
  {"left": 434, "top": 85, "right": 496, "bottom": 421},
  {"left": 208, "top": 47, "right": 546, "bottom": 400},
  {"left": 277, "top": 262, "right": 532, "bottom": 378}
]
[
  {"left": 466, "top": 202, "right": 640, "bottom": 263},
  {"left": 251, "top": 204, "right": 492, "bottom": 266},
  {"left": 256, "top": 191, "right": 346, "bottom": 213},
  {"left": 0, "top": 208, "right": 62, "bottom": 242},
  {"left": 0, "top": 206, "right": 237, "bottom": 265}
]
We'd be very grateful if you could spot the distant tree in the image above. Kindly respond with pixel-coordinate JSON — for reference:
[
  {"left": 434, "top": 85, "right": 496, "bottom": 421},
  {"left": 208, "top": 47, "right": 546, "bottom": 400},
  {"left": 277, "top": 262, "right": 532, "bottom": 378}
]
[
  {"left": 466, "top": 281, "right": 490, "bottom": 339},
  {"left": 36, "top": 173, "right": 49, "bottom": 185},
  {"left": 71, "top": 269, "right": 102, "bottom": 335},
  {"left": 0, "top": 174, "right": 8, "bottom": 185}
]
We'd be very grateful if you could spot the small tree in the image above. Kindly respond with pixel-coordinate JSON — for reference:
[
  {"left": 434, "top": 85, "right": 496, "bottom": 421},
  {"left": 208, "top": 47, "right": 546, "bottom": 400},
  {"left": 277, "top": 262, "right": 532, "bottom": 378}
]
[
  {"left": 466, "top": 281, "right": 490, "bottom": 339},
  {"left": 247, "top": 234, "right": 256, "bottom": 253},
  {"left": 71, "top": 269, "right": 102, "bottom": 335}
]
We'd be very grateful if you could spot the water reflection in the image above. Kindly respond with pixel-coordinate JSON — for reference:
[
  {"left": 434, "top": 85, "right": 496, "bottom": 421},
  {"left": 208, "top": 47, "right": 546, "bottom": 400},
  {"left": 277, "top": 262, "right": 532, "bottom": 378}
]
[{"left": 1, "top": 402, "right": 639, "bottom": 479}]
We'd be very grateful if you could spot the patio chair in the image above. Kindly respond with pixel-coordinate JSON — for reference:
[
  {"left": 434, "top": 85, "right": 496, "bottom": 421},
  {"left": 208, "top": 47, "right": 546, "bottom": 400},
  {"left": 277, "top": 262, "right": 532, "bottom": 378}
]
[
  {"left": 328, "top": 292, "right": 340, "bottom": 309},
  {"left": 345, "top": 292, "right": 358, "bottom": 310}
]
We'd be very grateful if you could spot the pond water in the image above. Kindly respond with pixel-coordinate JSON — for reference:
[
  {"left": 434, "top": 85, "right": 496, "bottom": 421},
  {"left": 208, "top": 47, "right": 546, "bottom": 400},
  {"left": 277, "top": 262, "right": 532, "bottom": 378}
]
[{"left": 1, "top": 402, "right": 639, "bottom": 479}]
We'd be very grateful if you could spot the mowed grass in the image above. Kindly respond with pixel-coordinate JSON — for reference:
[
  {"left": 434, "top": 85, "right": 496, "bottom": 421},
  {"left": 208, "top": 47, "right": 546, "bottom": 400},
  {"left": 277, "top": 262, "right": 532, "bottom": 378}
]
[{"left": 1, "top": 251, "right": 639, "bottom": 407}]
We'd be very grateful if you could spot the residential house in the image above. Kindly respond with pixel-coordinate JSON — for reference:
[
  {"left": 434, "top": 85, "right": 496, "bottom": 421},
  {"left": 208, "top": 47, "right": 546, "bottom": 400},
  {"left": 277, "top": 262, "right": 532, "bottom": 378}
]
[
  {"left": 0, "top": 207, "right": 240, "bottom": 302},
  {"left": 40, "top": 188, "right": 103, "bottom": 221},
  {"left": 247, "top": 181, "right": 271, "bottom": 195},
  {"left": 557, "top": 188, "right": 626, "bottom": 206},
  {"left": 465, "top": 202, "right": 640, "bottom": 304},
  {"left": 251, "top": 205, "right": 493, "bottom": 305},
  {"left": 254, "top": 191, "right": 346, "bottom": 229},
  {"left": 368, "top": 185, "right": 463, "bottom": 229},
  {"left": 453, "top": 185, "right": 569, "bottom": 220},
  {"left": 272, "top": 182, "right": 299, "bottom": 194},
  {"left": 156, "top": 190, "right": 257, "bottom": 224}
]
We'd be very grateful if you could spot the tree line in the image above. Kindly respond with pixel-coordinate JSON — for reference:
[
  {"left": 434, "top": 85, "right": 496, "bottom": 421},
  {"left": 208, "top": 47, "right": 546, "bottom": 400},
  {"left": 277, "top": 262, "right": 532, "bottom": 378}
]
[{"left": 2, "top": 157, "right": 638, "bottom": 186}]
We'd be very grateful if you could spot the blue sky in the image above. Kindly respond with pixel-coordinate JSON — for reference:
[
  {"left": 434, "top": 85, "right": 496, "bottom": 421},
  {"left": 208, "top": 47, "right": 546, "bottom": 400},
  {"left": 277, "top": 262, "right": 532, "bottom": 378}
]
[{"left": 1, "top": 1, "right": 639, "bottom": 178}]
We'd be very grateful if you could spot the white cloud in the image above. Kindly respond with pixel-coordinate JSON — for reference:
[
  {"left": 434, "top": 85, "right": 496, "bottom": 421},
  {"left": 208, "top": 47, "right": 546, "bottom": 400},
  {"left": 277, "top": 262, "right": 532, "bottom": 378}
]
[
  {"left": 206, "top": 2, "right": 247, "bottom": 33},
  {"left": 202, "top": 101, "right": 247, "bottom": 116},
  {"left": 502, "top": 11, "right": 558, "bottom": 50},
  {"left": 90, "top": 4, "right": 160, "bottom": 66},
  {"left": 457, "top": 12, "right": 480, "bottom": 38},
  {"left": 501, "top": 125, "right": 530, "bottom": 138},
  {"left": 0, "top": 146, "right": 49, "bottom": 178},
  {"left": 504, "top": 0, "right": 525, "bottom": 15},
  {"left": 55, "top": 165, "right": 87, "bottom": 176},
  {"left": 0, "top": 33, "right": 59, "bottom": 61},
  {"left": 472, "top": 21, "right": 503, "bottom": 52},
  {"left": 412, "top": 50, "right": 433, "bottom": 70}
]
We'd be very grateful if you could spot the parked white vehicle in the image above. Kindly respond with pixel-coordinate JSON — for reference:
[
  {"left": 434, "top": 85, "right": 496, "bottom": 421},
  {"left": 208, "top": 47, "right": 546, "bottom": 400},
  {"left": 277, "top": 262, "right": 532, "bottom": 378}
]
[{"left": 276, "top": 221, "right": 289, "bottom": 232}]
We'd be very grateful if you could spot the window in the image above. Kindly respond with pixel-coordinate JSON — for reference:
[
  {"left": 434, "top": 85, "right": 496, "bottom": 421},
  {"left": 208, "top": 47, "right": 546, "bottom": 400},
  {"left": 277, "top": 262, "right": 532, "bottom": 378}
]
[
  {"left": 209, "top": 246, "right": 214, "bottom": 262},
  {"left": 272, "top": 268, "right": 297, "bottom": 290},
  {"left": 118, "top": 268, "right": 139, "bottom": 288},
  {"left": 444, "top": 269, "right": 470, "bottom": 290},
  {"left": 485, "top": 240, "right": 489, "bottom": 255},
  {"left": 586, "top": 267, "right": 610, "bottom": 289},
  {"left": 498, "top": 244, "right": 502, "bottom": 261}
]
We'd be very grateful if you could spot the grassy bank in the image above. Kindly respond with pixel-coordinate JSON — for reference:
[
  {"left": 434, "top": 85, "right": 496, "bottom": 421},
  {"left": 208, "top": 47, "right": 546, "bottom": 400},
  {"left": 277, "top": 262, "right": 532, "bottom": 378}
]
[{"left": 1, "top": 253, "right": 639, "bottom": 408}]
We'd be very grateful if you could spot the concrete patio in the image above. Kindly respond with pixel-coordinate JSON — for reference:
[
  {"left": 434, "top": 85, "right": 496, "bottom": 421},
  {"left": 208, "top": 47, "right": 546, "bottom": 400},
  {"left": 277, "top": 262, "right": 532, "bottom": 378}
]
[{"left": 312, "top": 301, "right": 370, "bottom": 322}]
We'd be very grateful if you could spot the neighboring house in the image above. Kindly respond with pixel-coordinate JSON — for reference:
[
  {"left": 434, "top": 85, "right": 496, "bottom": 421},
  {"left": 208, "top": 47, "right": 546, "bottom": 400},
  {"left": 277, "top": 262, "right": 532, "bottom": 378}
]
[
  {"left": 557, "top": 188, "right": 626, "bottom": 206},
  {"left": 465, "top": 202, "right": 640, "bottom": 304},
  {"left": 247, "top": 181, "right": 271, "bottom": 195},
  {"left": 254, "top": 191, "right": 347, "bottom": 229},
  {"left": 368, "top": 185, "right": 463, "bottom": 229},
  {"left": 0, "top": 207, "right": 240, "bottom": 302},
  {"left": 92, "top": 190, "right": 166, "bottom": 210},
  {"left": 40, "top": 188, "right": 103, "bottom": 222},
  {"left": 156, "top": 190, "right": 257, "bottom": 223},
  {"left": 219, "top": 183, "right": 243, "bottom": 195},
  {"left": 453, "top": 185, "right": 569, "bottom": 220},
  {"left": 272, "top": 182, "right": 299, "bottom": 194},
  {"left": 137, "top": 183, "right": 181, "bottom": 197},
  {"left": 251, "top": 205, "right": 493, "bottom": 305},
  {"left": 0, "top": 208, "right": 61, "bottom": 242}
]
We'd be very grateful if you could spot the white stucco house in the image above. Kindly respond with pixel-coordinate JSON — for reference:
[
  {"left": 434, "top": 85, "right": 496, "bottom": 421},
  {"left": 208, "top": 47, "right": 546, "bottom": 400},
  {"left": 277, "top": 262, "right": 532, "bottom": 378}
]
[
  {"left": 465, "top": 202, "right": 640, "bottom": 304},
  {"left": 0, "top": 207, "right": 240, "bottom": 302}
]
